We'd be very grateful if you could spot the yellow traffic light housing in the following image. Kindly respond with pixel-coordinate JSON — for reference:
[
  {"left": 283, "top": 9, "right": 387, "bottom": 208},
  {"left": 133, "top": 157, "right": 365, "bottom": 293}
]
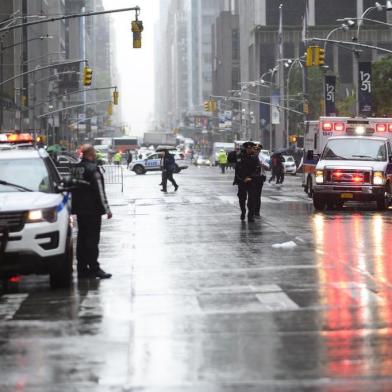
[
  {"left": 83, "top": 66, "right": 93, "bottom": 86},
  {"left": 306, "top": 46, "right": 325, "bottom": 67},
  {"left": 113, "top": 91, "right": 119, "bottom": 105},
  {"left": 210, "top": 100, "right": 217, "bottom": 112},
  {"left": 131, "top": 19, "right": 144, "bottom": 48},
  {"left": 204, "top": 101, "right": 211, "bottom": 112},
  {"left": 316, "top": 47, "right": 325, "bottom": 66},
  {"left": 108, "top": 101, "right": 113, "bottom": 116}
]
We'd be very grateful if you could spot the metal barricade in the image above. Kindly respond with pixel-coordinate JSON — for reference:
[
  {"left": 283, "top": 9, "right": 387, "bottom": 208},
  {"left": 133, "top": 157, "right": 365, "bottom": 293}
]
[{"left": 101, "top": 165, "right": 124, "bottom": 192}]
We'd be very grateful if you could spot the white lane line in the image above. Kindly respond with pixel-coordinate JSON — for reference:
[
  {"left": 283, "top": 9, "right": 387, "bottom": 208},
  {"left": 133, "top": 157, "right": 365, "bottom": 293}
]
[{"left": 0, "top": 294, "right": 29, "bottom": 320}]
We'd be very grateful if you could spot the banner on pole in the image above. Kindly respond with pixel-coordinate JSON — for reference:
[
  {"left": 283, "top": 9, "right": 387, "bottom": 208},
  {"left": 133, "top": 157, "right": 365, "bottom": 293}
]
[
  {"left": 358, "top": 62, "right": 372, "bottom": 115},
  {"left": 324, "top": 75, "right": 336, "bottom": 116}
]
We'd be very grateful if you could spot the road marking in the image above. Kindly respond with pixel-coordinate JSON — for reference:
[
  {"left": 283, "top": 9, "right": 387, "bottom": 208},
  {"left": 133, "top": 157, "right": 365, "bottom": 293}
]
[
  {"left": 255, "top": 284, "right": 300, "bottom": 311},
  {"left": 0, "top": 294, "right": 28, "bottom": 320}
]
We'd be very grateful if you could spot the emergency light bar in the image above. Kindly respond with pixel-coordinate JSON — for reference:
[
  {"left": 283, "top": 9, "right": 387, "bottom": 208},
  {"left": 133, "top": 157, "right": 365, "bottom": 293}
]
[{"left": 1, "top": 133, "right": 33, "bottom": 143}]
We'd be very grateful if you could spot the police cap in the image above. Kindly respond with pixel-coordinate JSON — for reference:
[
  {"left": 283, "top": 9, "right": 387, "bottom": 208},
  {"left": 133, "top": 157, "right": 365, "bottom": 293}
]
[{"left": 242, "top": 141, "right": 256, "bottom": 148}]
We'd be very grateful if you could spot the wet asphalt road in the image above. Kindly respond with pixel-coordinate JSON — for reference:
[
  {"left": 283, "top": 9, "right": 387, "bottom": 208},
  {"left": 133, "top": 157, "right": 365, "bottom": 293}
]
[{"left": 1, "top": 164, "right": 392, "bottom": 391}]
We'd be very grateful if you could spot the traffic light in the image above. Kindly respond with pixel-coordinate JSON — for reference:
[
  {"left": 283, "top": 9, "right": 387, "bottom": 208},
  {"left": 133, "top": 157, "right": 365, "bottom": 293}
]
[
  {"left": 306, "top": 46, "right": 316, "bottom": 67},
  {"left": 131, "top": 19, "right": 144, "bottom": 48},
  {"left": 204, "top": 101, "right": 211, "bottom": 112},
  {"left": 83, "top": 66, "right": 93, "bottom": 86},
  {"left": 289, "top": 135, "right": 297, "bottom": 144},
  {"left": 21, "top": 95, "right": 27, "bottom": 107},
  {"left": 113, "top": 91, "right": 119, "bottom": 105},
  {"left": 107, "top": 101, "right": 113, "bottom": 116},
  {"left": 315, "top": 47, "right": 325, "bottom": 66},
  {"left": 210, "top": 100, "right": 217, "bottom": 112}
]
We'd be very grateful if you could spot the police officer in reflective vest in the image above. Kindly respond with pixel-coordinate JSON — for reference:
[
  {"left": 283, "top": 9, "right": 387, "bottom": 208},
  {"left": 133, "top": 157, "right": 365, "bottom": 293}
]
[{"left": 71, "top": 144, "right": 112, "bottom": 279}]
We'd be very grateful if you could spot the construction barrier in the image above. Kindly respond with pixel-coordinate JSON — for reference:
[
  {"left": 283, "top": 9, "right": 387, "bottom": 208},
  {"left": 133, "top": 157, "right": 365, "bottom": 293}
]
[{"left": 101, "top": 164, "right": 124, "bottom": 192}]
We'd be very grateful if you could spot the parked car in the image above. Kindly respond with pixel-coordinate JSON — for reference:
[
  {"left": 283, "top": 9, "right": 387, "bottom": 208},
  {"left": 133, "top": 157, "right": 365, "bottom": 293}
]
[
  {"left": 282, "top": 155, "right": 297, "bottom": 175},
  {"left": 129, "top": 150, "right": 188, "bottom": 175},
  {"left": 194, "top": 154, "right": 211, "bottom": 166}
]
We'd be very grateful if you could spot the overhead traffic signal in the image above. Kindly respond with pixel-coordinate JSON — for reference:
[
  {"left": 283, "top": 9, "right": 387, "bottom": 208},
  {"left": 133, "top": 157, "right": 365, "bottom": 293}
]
[
  {"left": 203, "top": 100, "right": 217, "bottom": 112},
  {"left": 113, "top": 91, "right": 119, "bottom": 105},
  {"left": 107, "top": 101, "right": 113, "bottom": 116},
  {"left": 131, "top": 19, "right": 144, "bottom": 48},
  {"left": 83, "top": 66, "right": 93, "bottom": 86},
  {"left": 306, "top": 46, "right": 325, "bottom": 67},
  {"left": 315, "top": 47, "right": 325, "bottom": 66}
]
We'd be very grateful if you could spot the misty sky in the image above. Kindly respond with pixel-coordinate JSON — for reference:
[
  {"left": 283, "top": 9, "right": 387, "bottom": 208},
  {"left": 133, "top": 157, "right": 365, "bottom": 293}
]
[{"left": 102, "top": 0, "right": 158, "bottom": 136}]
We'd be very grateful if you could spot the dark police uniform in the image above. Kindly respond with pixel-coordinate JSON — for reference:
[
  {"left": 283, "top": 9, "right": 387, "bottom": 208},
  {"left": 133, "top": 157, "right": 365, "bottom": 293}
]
[
  {"left": 71, "top": 159, "right": 111, "bottom": 276},
  {"left": 232, "top": 144, "right": 260, "bottom": 222}
]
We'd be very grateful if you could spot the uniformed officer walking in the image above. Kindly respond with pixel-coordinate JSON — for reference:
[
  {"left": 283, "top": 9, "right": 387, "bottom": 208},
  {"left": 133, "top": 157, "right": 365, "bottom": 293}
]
[
  {"left": 71, "top": 144, "right": 112, "bottom": 279},
  {"left": 231, "top": 141, "right": 261, "bottom": 222},
  {"left": 253, "top": 143, "right": 268, "bottom": 218}
]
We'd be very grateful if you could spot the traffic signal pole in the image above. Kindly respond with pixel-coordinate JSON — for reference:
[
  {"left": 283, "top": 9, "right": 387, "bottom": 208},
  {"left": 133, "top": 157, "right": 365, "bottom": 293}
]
[{"left": 0, "top": 7, "right": 141, "bottom": 35}]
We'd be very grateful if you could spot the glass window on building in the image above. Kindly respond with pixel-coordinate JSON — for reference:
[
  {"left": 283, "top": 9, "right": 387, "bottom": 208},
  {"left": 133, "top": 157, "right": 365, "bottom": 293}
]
[
  {"left": 315, "top": 0, "right": 356, "bottom": 26},
  {"left": 266, "top": 0, "right": 307, "bottom": 26}
]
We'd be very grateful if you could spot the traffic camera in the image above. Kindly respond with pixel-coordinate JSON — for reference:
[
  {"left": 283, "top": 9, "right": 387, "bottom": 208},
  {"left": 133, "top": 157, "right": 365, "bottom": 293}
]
[
  {"left": 83, "top": 66, "right": 93, "bottom": 86},
  {"left": 131, "top": 19, "right": 144, "bottom": 48}
]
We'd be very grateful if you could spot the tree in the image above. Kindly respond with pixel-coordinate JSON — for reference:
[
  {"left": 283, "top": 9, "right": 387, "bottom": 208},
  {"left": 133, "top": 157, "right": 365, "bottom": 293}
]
[{"left": 372, "top": 55, "right": 392, "bottom": 116}]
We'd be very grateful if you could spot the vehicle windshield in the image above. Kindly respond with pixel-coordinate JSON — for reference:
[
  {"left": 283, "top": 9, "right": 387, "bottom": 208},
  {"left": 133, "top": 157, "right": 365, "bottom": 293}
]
[
  {"left": 321, "top": 139, "right": 387, "bottom": 161},
  {"left": 0, "top": 158, "right": 52, "bottom": 193}
]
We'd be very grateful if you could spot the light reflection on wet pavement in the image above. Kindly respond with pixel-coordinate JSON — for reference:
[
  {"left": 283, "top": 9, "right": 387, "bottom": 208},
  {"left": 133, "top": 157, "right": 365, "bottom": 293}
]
[{"left": 1, "top": 166, "right": 392, "bottom": 391}]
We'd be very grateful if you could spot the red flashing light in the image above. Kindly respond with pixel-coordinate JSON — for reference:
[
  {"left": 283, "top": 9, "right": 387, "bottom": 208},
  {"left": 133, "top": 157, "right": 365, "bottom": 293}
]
[
  {"left": 388, "top": 124, "right": 392, "bottom": 132},
  {"left": 334, "top": 122, "right": 345, "bottom": 132},
  {"left": 353, "top": 176, "right": 363, "bottom": 183},
  {"left": 376, "top": 124, "right": 387, "bottom": 132},
  {"left": 322, "top": 122, "right": 333, "bottom": 132},
  {"left": 8, "top": 276, "right": 21, "bottom": 283}
]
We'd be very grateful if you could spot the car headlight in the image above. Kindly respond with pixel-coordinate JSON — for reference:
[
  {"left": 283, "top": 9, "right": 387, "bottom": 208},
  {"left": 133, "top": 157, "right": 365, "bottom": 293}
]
[
  {"left": 26, "top": 207, "right": 57, "bottom": 223},
  {"left": 373, "top": 171, "right": 385, "bottom": 185},
  {"left": 315, "top": 170, "right": 324, "bottom": 184}
]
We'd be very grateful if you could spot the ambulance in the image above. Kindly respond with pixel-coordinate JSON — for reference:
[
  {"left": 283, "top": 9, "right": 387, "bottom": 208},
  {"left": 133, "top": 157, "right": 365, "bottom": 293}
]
[{"left": 302, "top": 116, "right": 392, "bottom": 211}]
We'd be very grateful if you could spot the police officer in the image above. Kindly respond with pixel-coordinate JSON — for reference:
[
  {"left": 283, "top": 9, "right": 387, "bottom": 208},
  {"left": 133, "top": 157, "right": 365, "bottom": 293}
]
[
  {"left": 71, "top": 144, "right": 112, "bottom": 279},
  {"left": 232, "top": 141, "right": 260, "bottom": 222},
  {"left": 253, "top": 144, "right": 268, "bottom": 218}
]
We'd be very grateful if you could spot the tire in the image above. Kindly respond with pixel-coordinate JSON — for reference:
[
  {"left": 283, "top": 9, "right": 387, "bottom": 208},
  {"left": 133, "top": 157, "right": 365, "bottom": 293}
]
[
  {"left": 313, "top": 194, "right": 326, "bottom": 211},
  {"left": 306, "top": 176, "right": 313, "bottom": 198},
  {"left": 49, "top": 237, "right": 73, "bottom": 289},
  {"left": 133, "top": 165, "right": 145, "bottom": 175},
  {"left": 376, "top": 182, "right": 391, "bottom": 211}
]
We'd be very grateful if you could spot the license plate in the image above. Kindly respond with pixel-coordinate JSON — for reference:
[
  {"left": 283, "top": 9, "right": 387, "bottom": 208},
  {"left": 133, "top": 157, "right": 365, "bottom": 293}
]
[{"left": 341, "top": 193, "right": 353, "bottom": 199}]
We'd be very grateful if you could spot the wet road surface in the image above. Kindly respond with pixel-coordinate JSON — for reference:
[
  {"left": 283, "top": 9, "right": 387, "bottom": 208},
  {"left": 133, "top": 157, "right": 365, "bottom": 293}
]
[{"left": 1, "top": 165, "right": 392, "bottom": 391}]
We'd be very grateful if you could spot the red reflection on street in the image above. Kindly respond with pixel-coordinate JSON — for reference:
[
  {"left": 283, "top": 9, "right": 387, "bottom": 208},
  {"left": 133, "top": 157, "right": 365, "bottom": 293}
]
[{"left": 313, "top": 213, "right": 392, "bottom": 379}]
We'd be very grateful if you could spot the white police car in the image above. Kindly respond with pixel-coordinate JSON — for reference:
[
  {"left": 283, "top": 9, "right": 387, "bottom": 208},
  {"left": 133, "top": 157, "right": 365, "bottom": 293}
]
[
  {"left": 129, "top": 151, "right": 188, "bottom": 175},
  {"left": 0, "top": 145, "right": 73, "bottom": 288}
]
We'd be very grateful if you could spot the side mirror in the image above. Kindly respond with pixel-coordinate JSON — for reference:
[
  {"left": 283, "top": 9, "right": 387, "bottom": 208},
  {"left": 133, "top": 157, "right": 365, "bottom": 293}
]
[
  {"left": 389, "top": 156, "right": 392, "bottom": 164},
  {"left": 314, "top": 154, "right": 320, "bottom": 163}
]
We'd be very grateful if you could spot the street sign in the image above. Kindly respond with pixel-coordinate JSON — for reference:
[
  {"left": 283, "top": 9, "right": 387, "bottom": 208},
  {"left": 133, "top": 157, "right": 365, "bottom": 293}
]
[{"left": 358, "top": 62, "right": 372, "bottom": 115}]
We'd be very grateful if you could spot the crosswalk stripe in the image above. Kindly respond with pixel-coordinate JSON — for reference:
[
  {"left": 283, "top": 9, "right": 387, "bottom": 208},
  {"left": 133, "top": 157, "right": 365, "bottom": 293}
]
[{"left": 0, "top": 294, "right": 28, "bottom": 320}]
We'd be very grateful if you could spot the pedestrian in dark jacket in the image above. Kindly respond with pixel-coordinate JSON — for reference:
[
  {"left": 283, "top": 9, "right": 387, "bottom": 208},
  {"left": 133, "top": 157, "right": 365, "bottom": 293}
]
[
  {"left": 161, "top": 150, "right": 179, "bottom": 192},
  {"left": 71, "top": 144, "right": 112, "bottom": 279},
  {"left": 126, "top": 149, "right": 133, "bottom": 169},
  {"left": 233, "top": 142, "right": 261, "bottom": 222},
  {"left": 253, "top": 143, "right": 268, "bottom": 217}
]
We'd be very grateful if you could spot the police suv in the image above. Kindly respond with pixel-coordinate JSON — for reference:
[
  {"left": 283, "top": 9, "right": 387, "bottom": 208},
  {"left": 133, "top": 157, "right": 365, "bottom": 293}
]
[
  {"left": 0, "top": 141, "right": 73, "bottom": 288},
  {"left": 303, "top": 117, "right": 392, "bottom": 211},
  {"left": 129, "top": 150, "right": 188, "bottom": 175}
]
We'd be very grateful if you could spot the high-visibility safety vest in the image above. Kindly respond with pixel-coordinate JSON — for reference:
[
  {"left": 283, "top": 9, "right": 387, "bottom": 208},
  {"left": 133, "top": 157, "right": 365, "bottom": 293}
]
[{"left": 217, "top": 151, "right": 228, "bottom": 164}]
